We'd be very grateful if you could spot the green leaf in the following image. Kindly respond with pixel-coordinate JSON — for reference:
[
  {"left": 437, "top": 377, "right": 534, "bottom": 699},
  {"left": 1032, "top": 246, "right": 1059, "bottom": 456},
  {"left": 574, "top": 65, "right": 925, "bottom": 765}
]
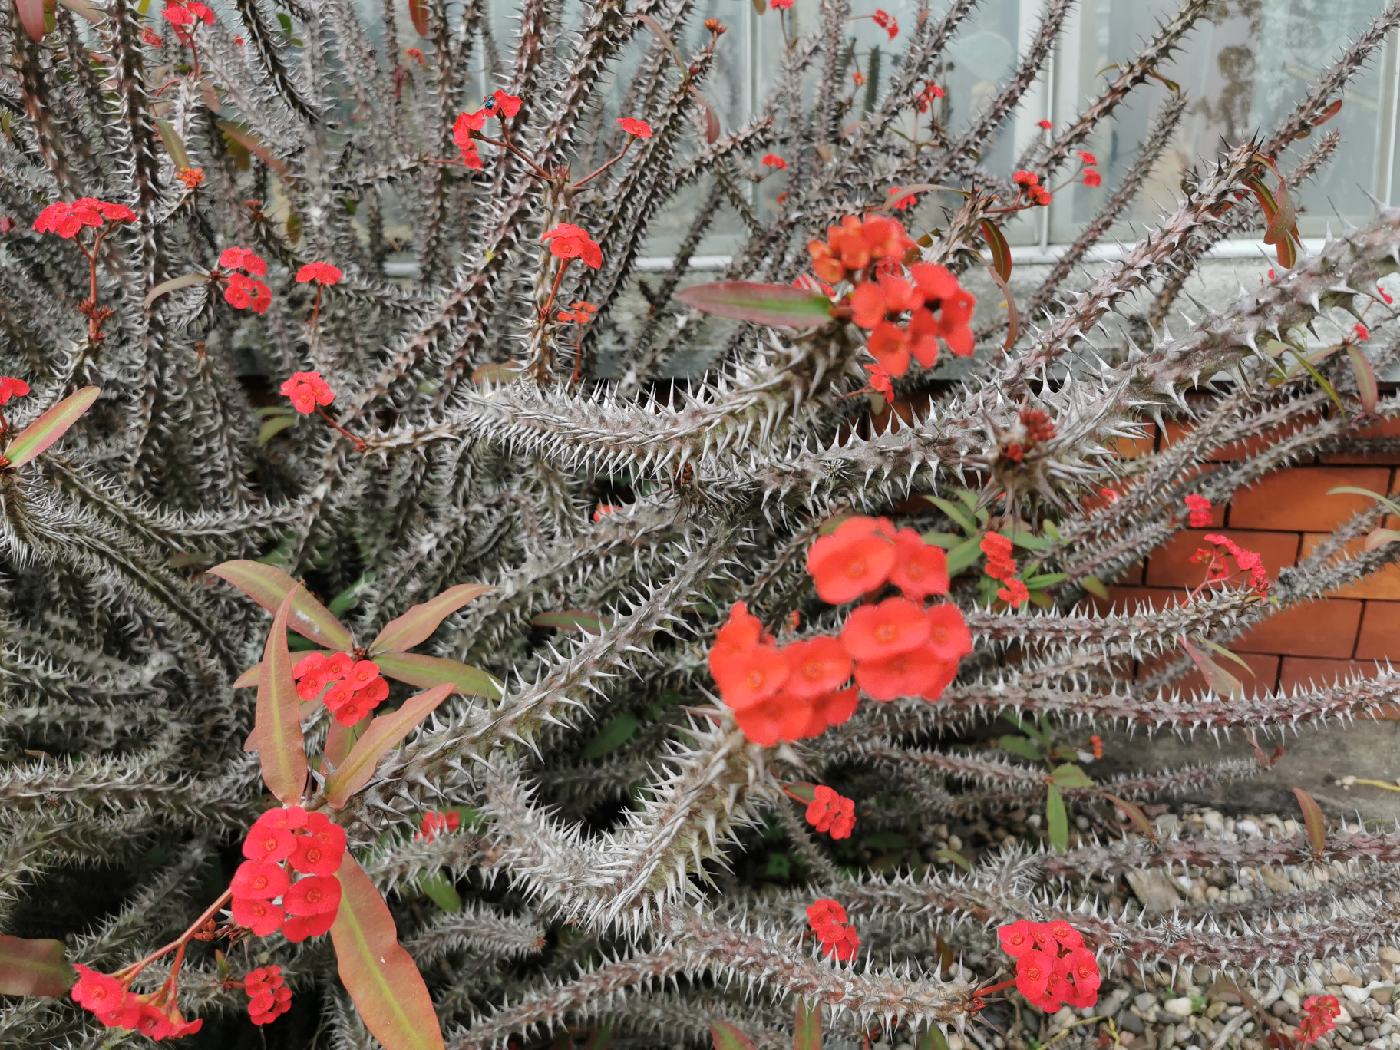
[
  {"left": 1199, "top": 638, "right": 1256, "bottom": 676},
  {"left": 4, "top": 386, "right": 100, "bottom": 467},
  {"left": 945, "top": 535, "right": 982, "bottom": 576},
  {"left": 257, "top": 415, "right": 298, "bottom": 446},
  {"left": 917, "top": 1028, "right": 951, "bottom": 1050},
  {"left": 919, "top": 530, "right": 962, "bottom": 548},
  {"left": 1006, "top": 529, "right": 1051, "bottom": 552},
  {"left": 325, "top": 683, "right": 454, "bottom": 807},
  {"left": 998, "top": 735, "right": 1042, "bottom": 762},
  {"left": 1046, "top": 783, "right": 1068, "bottom": 851},
  {"left": 375, "top": 651, "right": 502, "bottom": 700},
  {"left": 710, "top": 1021, "right": 758, "bottom": 1050},
  {"left": 793, "top": 999, "right": 821, "bottom": 1050},
  {"left": 155, "top": 118, "right": 190, "bottom": 170},
  {"left": 1050, "top": 763, "right": 1094, "bottom": 789},
  {"left": 417, "top": 873, "right": 462, "bottom": 913},
  {"left": 253, "top": 592, "right": 309, "bottom": 805},
  {"left": 1292, "top": 787, "right": 1327, "bottom": 859},
  {"left": 329, "top": 575, "right": 375, "bottom": 617},
  {"left": 581, "top": 713, "right": 639, "bottom": 759},
  {"left": 368, "top": 583, "right": 490, "bottom": 655},
  {"left": 920, "top": 496, "right": 978, "bottom": 535},
  {"left": 208, "top": 560, "right": 354, "bottom": 650},
  {"left": 0, "top": 934, "right": 72, "bottom": 997},
  {"left": 675, "top": 282, "right": 833, "bottom": 329},
  {"left": 1328, "top": 485, "right": 1400, "bottom": 519},
  {"left": 145, "top": 272, "right": 209, "bottom": 309},
  {"left": 531, "top": 609, "right": 603, "bottom": 634},
  {"left": 1347, "top": 345, "right": 1379, "bottom": 415},
  {"left": 933, "top": 848, "right": 971, "bottom": 872},
  {"left": 331, "top": 853, "right": 446, "bottom": 1050},
  {"left": 1080, "top": 575, "right": 1109, "bottom": 599},
  {"left": 1024, "top": 571, "right": 1067, "bottom": 589}
]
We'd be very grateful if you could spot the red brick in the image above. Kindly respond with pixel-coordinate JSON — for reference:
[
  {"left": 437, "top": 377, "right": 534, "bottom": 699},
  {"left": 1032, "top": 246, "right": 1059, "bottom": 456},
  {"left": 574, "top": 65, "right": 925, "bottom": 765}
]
[
  {"left": 1356, "top": 601, "right": 1400, "bottom": 660},
  {"left": 1277, "top": 656, "right": 1380, "bottom": 691},
  {"left": 1299, "top": 533, "right": 1400, "bottom": 599},
  {"left": 1111, "top": 434, "right": 1156, "bottom": 459},
  {"left": 1080, "top": 585, "right": 1189, "bottom": 616},
  {"left": 1161, "top": 413, "right": 1322, "bottom": 463},
  {"left": 1137, "top": 650, "right": 1278, "bottom": 697},
  {"left": 1144, "top": 529, "right": 1297, "bottom": 588},
  {"left": 1228, "top": 467, "right": 1392, "bottom": 531},
  {"left": 1234, "top": 599, "right": 1362, "bottom": 658}
]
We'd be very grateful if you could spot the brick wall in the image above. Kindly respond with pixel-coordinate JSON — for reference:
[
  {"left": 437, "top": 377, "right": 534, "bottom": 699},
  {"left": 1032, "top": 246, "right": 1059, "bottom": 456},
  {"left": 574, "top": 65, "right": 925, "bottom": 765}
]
[{"left": 1094, "top": 417, "right": 1400, "bottom": 702}]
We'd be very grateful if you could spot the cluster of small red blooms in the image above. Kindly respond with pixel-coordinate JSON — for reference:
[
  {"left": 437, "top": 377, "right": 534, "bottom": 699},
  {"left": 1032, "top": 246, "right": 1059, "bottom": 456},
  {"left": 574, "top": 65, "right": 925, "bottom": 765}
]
[
  {"left": 592, "top": 502, "right": 620, "bottom": 522},
  {"left": 70, "top": 965, "right": 203, "bottom": 1040},
  {"left": 852, "top": 70, "right": 865, "bottom": 87},
  {"left": 808, "top": 214, "right": 912, "bottom": 284},
  {"left": 176, "top": 167, "right": 204, "bottom": 189},
  {"left": 232, "top": 806, "right": 346, "bottom": 942},
  {"left": 33, "top": 198, "right": 136, "bottom": 238},
  {"left": 805, "top": 785, "right": 856, "bottom": 839},
  {"left": 453, "top": 90, "right": 522, "bottom": 169},
  {"left": 1294, "top": 994, "right": 1341, "bottom": 1045},
  {"left": 1003, "top": 407, "right": 1055, "bottom": 463},
  {"left": 163, "top": 1, "right": 213, "bottom": 29},
  {"left": 141, "top": 26, "right": 163, "bottom": 46},
  {"left": 872, "top": 8, "right": 898, "bottom": 39},
  {"left": 295, "top": 261, "right": 343, "bottom": 286},
  {"left": 849, "top": 262, "right": 976, "bottom": 373},
  {"left": 1354, "top": 322, "right": 1370, "bottom": 341},
  {"left": 761, "top": 153, "right": 787, "bottom": 169},
  {"left": 243, "top": 965, "right": 291, "bottom": 1026},
  {"left": 1037, "top": 118, "right": 1053, "bottom": 130},
  {"left": 218, "top": 246, "right": 272, "bottom": 314},
  {"left": 1379, "top": 283, "right": 1394, "bottom": 305},
  {"left": 293, "top": 650, "right": 390, "bottom": 725},
  {"left": 915, "top": 82, "right": 945, "bottom": 113},
  {"left": 555, "top": 299, "right": 597, "bottom": 325},
  {"left": 616, "top": 116, "right": 653, "bottom": 139},
  {"left": 887, "top": 186, "right": 918, "bottom": 211},
  {"left": 1184, "top": 494, "right": 1212, "bottom": 528},
  {"left": 1078, "top": 149, "right": 1102, "bottom": 188},
  {"left": 996, "top": 920, "right": 1100, "bottom": 1011},
  {"left": 806, "top": 899, "right": 859, "bottom": 962},
  {"left": 542, "top": 223, "right": 604, "bottom": 270},
  {"left": 404, "top": 46, "right": 425, "bottom": 64},
  {"left": 1191, "top": 533, "right": 1269, "bottom": 597},
  {"left": 416, "top": 810, "right": 461, "bottom": 842},
  {"left": 279, "top": 370, "right": 335, "bottom": 415},
  {"left": 1012, "top": 170, "right": 1052, "bottom": 207},
  {"left": 864, "top": 362, "right": 894, "bottom": 404},
  {"left": 771, "top": 0, "right": 793, "bottom": 9},
  {"left": 1089, "top": 734, "right": 1103, "bottom": 760},
  {"left": 0, "top": 376, "right": 30, "bottom": 404},
  {"left": 981, "top": 533, "right": 1028, "bottom": 608}
]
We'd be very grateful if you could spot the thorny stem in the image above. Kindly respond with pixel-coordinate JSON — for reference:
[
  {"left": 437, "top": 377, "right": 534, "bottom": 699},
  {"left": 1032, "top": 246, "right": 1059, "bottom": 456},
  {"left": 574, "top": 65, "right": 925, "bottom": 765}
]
[
  {"left": 307, "top": 286, "right": 325, "bottom": 356},
  {"left": 475, "top": 135, "right": 554, "bottom": 182},
  {"left": 317, "top": 407, "right": 369, "bottom": 452}
]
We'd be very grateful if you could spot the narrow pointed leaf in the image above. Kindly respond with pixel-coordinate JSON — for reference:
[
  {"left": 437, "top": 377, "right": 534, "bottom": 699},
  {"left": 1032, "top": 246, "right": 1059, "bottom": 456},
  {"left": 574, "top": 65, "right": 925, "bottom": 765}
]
[
  {"left": 710, "top": 1021, "right": 757, "bottom": 1050},
  {"left": 793, "top": 999, "right": 821, "bottom": 1050},
  {"left": 1292, "top": 787, "right": 1327, "bottom": 859},
  {"left": 155, "top": 118, "right": 190, "bottom": 170},
  {"left": 324, "top": 684, "right": 453, "bottom": 807},
  {"left": 917, "top": 1029, "right": 951, "bottom": 1050},
  {"left": 979, "top": 219, "right": 1012, "bottom": 281},
  {"left": 322, "top": 718, "right": 357, "bottom": 773},
  {"left": 531, "top": 609, "right": 603, "bottom": 634},
  {"left": 331, "top": 854, "right": 446, "bottom": 1050},
  {"left": 4, "top": 386, "right": 100, "bottom": 467},
  {"left": 406, "top": 0, "right": 428, "bottom": 35},
  {"left": 1102, "top": 793, "right": 1157, "bottom": 840},
  {"left": 1045, "top": 783, "right": 1068, "bottom": 851},
  {"left": 1346, "top": 344, "right": 1379, "bottom": 415},
  {"left": 234, "top": 650, "right": 331, "bottom": 689},
  {"left": 1363, "top": 528, "right": 1400, "bottom": 552},
  {"left": 1050, "top": 763, "right": 1093, "bottom": 789},
  {"left": 676, "top": 282, "right": 833, "bottom": 329},
  {"left": 1180, "top": 637, "right": 1243, "bottom": 698},
  {"left": 369, "top": 583, "right": 490, "bottom": 654},
  {"left": 15, "top": 0, "right": 50, "bottom": 41},
  {"left": 0, "top": 934, "right": 72, "bottom": 997},
  {"left": 145, "top": 272, "right": 208, "bottom": 308},
  {"left": 376, "top": 651, "right": 502, "bottom": 699},
  {"left": 253, "top": 593, "right": 308, "bottom": 804},
  {"left": 208, "top": 561, "right": 353, "bottom": 650}
]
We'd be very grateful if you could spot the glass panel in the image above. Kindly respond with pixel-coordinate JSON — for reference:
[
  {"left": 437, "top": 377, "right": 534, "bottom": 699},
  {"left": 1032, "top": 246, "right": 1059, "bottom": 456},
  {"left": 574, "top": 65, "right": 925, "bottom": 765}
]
[{"left": 1051, "top": 0, "right": 1390, "bottom": 243}]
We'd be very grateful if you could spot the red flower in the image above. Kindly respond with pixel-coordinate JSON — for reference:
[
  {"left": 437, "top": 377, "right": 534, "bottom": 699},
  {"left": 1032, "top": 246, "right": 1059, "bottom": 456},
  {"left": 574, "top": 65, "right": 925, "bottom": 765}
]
[
  {"left": 872, "top": 8, "right": 898, "bottom": 39},
  {"left": 805, "top": 516, "right": 897, "bottom": 604},
  {"left": 33, "top": 198, "right": 136, "bottom": 238},
  {"left": 1355, "top": 322, "right": 1370, "bottom": 341},
  {"left": 782, "top": 637, "right": 852, "bottom": 698},
  {"left": 71, "top": 965, "right": 141, "bottom": 1029},
  {"left": 176, "top": 167, "right": 204, "bottom": 189},
  {"left": 841, "top": 597, "right": 932, "bottom": 661},
  {"left": 283, "top": 875, "right": 342, "bottom": 916},
  {"left": 771, "top": 0, "right": 793, "bottom": 8},
  {"left": 224, "top": 273, "right": 272, "bottom": 314},
  {"left": 490, "top": 90, "right": 522, "bottom": 118},
  {"left": 282, "top": 910, "right": 336, "bottom": 942},
  {"left": 864, "top": 363, "right": 894, "bottom": 404},
  {"left": 218, "top": 246, "right": 267, "bottom": 275},
  {"left": 141, "top": 27, "right": 163, "bottom": 45},
  {"left": 710, "top": 640, "right": 789, "bottom": 709},
  {"left": 417, "top": 810, "right": 462, "bottom": 842},
  {"left": 245, "top": 966, "right": 291, "bottom": 1025},
  {"left": 997, "top": 578, "right": 1030, "bottom": 608},
  {"left": 232, "top": 896, "right": 285, "bottom": 937},
  {"left": 453, "top": 114, "right": 485, "bottom": 169},
  {"left": 280, "top": 370, "right": 335, "bottom": 414},
  {"left": 243, "top": 808, "right": 302, "bottom": 862},
  {"left": 1082, "top": 169, "right": 1102, "bottom": 187},
  {"left": 556, "top": 300, "right": 598, "bottom": 324},
  {"left": 997, "top": 919, "right": 1043, "bottom": 958},
  {"left": 805, "top": 785, "right": 856, "bottom": 839},
  {"left": 295, "top": 261, "right": 343, "bottom": 286},
  {"left": 1012, "top": 170, "right": 1040, "bottom": 188},
  {"left": 807, "top": 214, "right": 914, "bottom": 285},
  {"left": 806, "top": 898, "right": 859, "bottom": 961},
  {"left": 761, "top": 153, "right": 787, "bottom": 169},
  {"left": 921, "top": 603, "right": 973, "bottom": 661},
  {"left": 1076, "top": 150, "right": 1098, "bottom": 166},
  {"left": 542, "top": 223, "right": 603, "bottom": 269},
  {"left": 289, "top": 821, "right": 346, "bottom": 876},
  {"left": 1184, "top": 494, "right": 1212, "bottom": 528},
  {"left": 1295, "top": 994, "right": 1341, "bottom": 1045},
  {"left": 733, "top": 692, "right": 818, "bottom": 746},
  {"left": 0, "top": 376, "right": 30, "bottom": 405},
  {"left": 889, "top": 529, "right": 950, "bottom": 599},
  {"left": 887, "top": 186, "right": 918, "bottom": 210},
  {"left": 617, "top": 117, "right": 653, "bottom": 139},
  {"left": 404, "top": 46, "right": 424, "bottom": 64},
  {"left": 1037, "top": 119, "right": 1053, "bottom": 130},
  {"left": 1379, "top": 283, "right": 1394, "bottom": 305},
  {"left": 231, "top": 860, "right": 290, "bottom": 900},
  {"left": 853, "top": 645, "right": 957, "bottom": 702}
]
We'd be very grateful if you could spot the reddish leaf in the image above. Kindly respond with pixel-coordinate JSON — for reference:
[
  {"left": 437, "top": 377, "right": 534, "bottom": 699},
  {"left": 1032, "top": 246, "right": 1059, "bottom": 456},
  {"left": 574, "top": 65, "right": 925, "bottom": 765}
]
[
  {"left": 3, "top": 386, "right": 100, "bottom": 467},
  {"left": 1102, "top": 792, "right": 1157, "bottom": 841},
  {"left": 233, "top": 649, "right": 333, "bottom": 689},
  {"left": 0, "top": 934, "right": 72, "bottom": 997},
  {"left": 677, "top": 282, "right": 833, "bottom": 329},
  {"left": 375, "top": 650, "right": 502, "bottom": 699},
  {"left": 331, "top": 853, "right": 446, "bottom": 1050},
  {"left": 324, "top": 684, "right": 453, "bottom": 807},
  {"left": 407, "top": 0, "right": 428, "bottom": 35},
  {"left": 793, "top": 999, "right": 821, "bottom": 1050},
  {"left": 215, "top": 120, "right": 290, "bottom": 178},
  {"left": 979, "top": 219, "right": 1012, "bottom": 282},
  {"left": 1292, "top": 787, "right": 1327, "bottom": 859},
  {"left": 985, "top": 264, "right": 1020, "bottom": 351},
  {"left": 208, "top": 561, "right": 353, "bottom": 650},
  {"left": 710, "top": 1021, "right": 758, "bottom": 1050},
  {"left": 144, "top": 272, "right": 208, "bottom": 309},
  {"left": 691, "top": 87, "right": 721, "bottom": 144},
  {"left": 252, "top": 592, "right": 308, "bottom": 805},
  {"left": 14, "top": 0, "right": 50, "bottom": 42},
  {"left": 1180, "top": 637, "right": 1243, "bottom": 699},
  {"left": 368, "top": 582, "right": 490, "bottom": 655},
  {"left": 1347, "top": 344, "right": 1379, "bottom": 415},
  {"left": 638, "top": 13, "right": 685, "bottom": 71},
  {"left": 322, "top": 718, "right": 356, "bottom": 773}
]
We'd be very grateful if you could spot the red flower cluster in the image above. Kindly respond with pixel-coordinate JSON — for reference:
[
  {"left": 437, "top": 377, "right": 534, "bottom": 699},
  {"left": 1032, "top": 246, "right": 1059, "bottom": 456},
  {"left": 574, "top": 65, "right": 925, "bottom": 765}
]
[
  {"left": 806, "top": 899, "right": 859, "bottom": 961},
  {"left": 1078, "top": 149, "right": 1102, "bottom": 188},
  {"left": 843, "top": 596, "right": 968, "bottom": 700},
  {"left": 417, "top": 810, "right": 462, "bottom": 842},
  {"left": 981, "top": 533, "right": 1028, "bottom": 608},
  {"left": 453, "top": 90, "right": 523, "bottom": 169},
  {"left": 1037, "top": 118, "right": 1053, "bottom": 130},
  {"left": 617, "top": 116, "right": 652, "bottom": 139},
  {"left": 232, "top": 806, "right": 346, "bottom": 942},
  {"left": 872, "top": 8, "right": 898, "bottom": 39},
  {"left": 915, "top": 82, "right": 944, "bottom": 113},
  {"left": 295, "top": 261, "right": 343, "bottom": 286},
  {"left": 1004, "top": 406, "right": 1056, "bottom": 462},
  {"left": 293, "top": 650, "right": 389, "bottom": 724},
  {"left": 176, "top": 167, "right": 204, "bottom": 189},
  {"left": 1012, "top": 170, "right": 1052, "bottom": 207},
  {"left": 807, "top": 214, "right": 914, "bottom": 284},
  {"left": 542, "top": 223, "right": 603, "bottom": 269},
  {"left": 33, "top": 198, "right": 136, "bottom": 239},
  {"left": 808, "top": 517, "right": 951, "bottom": 604},
  {"left": 1191, "top": 533, "right": 1269, "bottom": 597},
  {"left": 555, "top": 299, "right": 597, "bottom": 325},
  {"left": 280, "top": 371, "right": 336, "bottom": 415},
  {"left": 1184, "top": 494, "right": 1212, "bottom": 528},
  {"left": 848, "top": 262, "right": 976, "bottom": 374},
  {"left": 71, "top": 965, "right": 203, "bottom": 1039},
  {"left": 404, "top": 46, "right": 425, "bottom": 64},
  {"left": 864, "top": 362, "right": 894, "bottom": 403},
  {"left": 1355, "top": 322, "right": 1370, "bottom": 342},
  {"left": 887, "top": 186, "right": 918, "bottom": 211},
  {"left": 243, "top": 965, "right": 291, "bottom": 1025},
  {"left": 997, "top": 920, "right": 1100, "bottom": 1011},
  {"left": 218, "top": 246, "right": 271, "bottom": 314},
  {"left": 1295, "top": 994, "right": 1341, "bottom": 1045},
  {"left": 761, "top": 153, "right": 787, "bottom": 169},
  {"left": 0, "top": 376, "right": 30, "bottom": 404},
  {"left": 805, "top": 785, "right": 856, "bottom": 839},
  {"left": 771, "top": 0, "right": 793, "bottom": 9},
  {"left": 164, "top": 1, "right": 213, "bottom": 27}
]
